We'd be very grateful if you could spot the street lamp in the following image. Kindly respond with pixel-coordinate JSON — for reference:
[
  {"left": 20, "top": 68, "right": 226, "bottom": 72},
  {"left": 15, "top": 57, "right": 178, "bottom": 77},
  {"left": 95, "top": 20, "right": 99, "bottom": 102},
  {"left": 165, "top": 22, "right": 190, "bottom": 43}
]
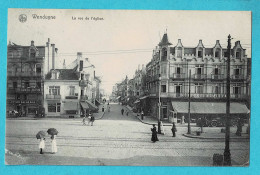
[
  {"left": 158, "top": 74, "right": 162, "bottom": 134},
  {"left": 187, "top": 69, "right": 191, "bottom": 134},
  {"left": 223, "top": 34, "right": 232, "bottom": 166}
]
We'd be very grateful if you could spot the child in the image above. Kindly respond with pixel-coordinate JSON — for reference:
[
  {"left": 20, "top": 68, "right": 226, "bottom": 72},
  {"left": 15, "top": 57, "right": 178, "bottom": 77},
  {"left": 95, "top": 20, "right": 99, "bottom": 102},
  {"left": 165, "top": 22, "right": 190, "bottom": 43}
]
[
  {"left": 39, "top": 138, "right": 45, "bottom": 154},
  {"left": 51, "top": 135, "right": 57, "bottom": 154}
]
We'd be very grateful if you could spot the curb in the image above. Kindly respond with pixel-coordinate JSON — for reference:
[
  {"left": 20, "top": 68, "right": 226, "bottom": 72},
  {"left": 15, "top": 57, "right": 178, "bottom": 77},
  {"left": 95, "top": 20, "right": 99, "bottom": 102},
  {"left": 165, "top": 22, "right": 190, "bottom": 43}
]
[{"left": 183, "top": 133, "right": 250, "bottom": 140}]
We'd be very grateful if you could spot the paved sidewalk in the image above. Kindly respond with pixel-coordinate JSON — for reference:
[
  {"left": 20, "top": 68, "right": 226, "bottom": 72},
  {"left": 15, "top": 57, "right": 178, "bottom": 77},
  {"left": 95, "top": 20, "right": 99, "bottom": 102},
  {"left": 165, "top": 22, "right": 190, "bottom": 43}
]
[{"left": 125, "top": 105, "right": 250, "bottom": 140}]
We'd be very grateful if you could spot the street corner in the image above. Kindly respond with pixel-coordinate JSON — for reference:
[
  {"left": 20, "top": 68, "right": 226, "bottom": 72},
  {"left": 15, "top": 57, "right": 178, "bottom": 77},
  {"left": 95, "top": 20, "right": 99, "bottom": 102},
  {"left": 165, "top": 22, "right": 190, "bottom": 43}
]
[{"left": 183, "top": 131, "right": 250, "bottom": 140}]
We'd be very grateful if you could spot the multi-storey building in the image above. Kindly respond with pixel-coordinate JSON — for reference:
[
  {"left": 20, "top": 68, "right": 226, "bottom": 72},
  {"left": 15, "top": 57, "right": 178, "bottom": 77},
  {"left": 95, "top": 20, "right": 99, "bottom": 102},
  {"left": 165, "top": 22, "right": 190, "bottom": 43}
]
[
  {"left": 7, "top": 41, "right": 47, "bottom": 117},
  {"left": 143, "top": 33, "right": 250, "bottom": 123},
  {"left": 44, "top": 52, "right": 99, "bottom": 118}
]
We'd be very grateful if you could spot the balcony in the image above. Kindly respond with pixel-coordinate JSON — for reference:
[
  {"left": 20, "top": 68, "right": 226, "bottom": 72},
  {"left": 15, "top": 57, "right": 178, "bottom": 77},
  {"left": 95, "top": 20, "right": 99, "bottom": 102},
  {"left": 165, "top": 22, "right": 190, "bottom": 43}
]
[
  {"left": 193, "top": 74, "right": 207, "bottom": 80},
  {"left": 170, "top": 73, "right": 185, "bottom": 80},
  {"left": 231, "top": 75, "right": 244, "bottom": 81},
  {"left": 79, "top": 80, "right": 91, "bottom": 87},
  {"left": 65, "top": 95, "right": 78, "bottom": 99},
  {"left": 46, "top": 94, "right": 61, "bottom": 99},
  {"left": 7, "top": 71, "right": 43, "bottom": 77},
  {"left": 211, "top": 74, "right": 224, "bottom": 81},
  {"left": 155, "top": 92, "right": 248, "bottom": 99},
  {"left": 7, "top": 87, "right": 41, "bottom": 93}
]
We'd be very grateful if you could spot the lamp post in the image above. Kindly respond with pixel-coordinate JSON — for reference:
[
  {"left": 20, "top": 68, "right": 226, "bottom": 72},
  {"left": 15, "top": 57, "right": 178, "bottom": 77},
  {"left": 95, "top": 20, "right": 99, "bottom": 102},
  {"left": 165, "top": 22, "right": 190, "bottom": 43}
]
[
  {"left": 187, "top": 69, "right": 191, "bottom": 134},
  {"left": 223, "top": 34, "right": 232, "bottom": 166},
  {"left": 158, "top": 74, "right": 162, "bottom": 134}
]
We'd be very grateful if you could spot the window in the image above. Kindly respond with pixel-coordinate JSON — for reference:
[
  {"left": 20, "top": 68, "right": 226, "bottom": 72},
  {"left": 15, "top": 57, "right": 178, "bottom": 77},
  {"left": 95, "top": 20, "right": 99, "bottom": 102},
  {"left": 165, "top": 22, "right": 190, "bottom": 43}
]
[
  {"left": 69, "top": 86, "right": 75, "bottom": 96},
  {"left": 214, "top": 68, "right": 219, "bottom": 75},
  {"left": 36, "top": 65, "right": 41, "bottom": 74},
  {"left": 13, "top": 82, "right": 17, "bottom": 88},
  {"left": 24, "top": 81, "right": 30, "bottom": 88},
  {"left": 176, "top": 67, "right": 181, "bottom": 74},
  {"left": 224, "top": 52, "right": 229, "bottom": 57},
  {"left": 195, "top": 84, "right": 203, "bottom": 94},
  {"left": 36, "top": 82, "right": 41, "bottom": 88},
  {"left": 161, "top": 65, "right": 167, "bottom": 75},
  {"left": 236, "top": 51, "right": 241, "bottom": 59},
  {"left": 81, "top": 74, "right": 84, "bottom": 80},
  {"left": 177, "top": 48, "right": 182, "bottom": 58},
  {"left": 215, "top": 51, "right": 219, "bottom": 58},
  {"left": 161, "top": 85, "right": 166, "bottom": 92},
  {"left": 49, "top": 86, "right": 60, "bottom": 95},
  {"left": 16, "top": 94, "right": 21, "bottom": 100},
  {"left": 28, "top": 108, "right": 37, "bottom": 114},
  {"left": 234, "top": 68, "right": 240, "bottom": 75},
  {"left": 212, "top": 85, "right": 221, "bottom": 94},
  {"left": 48, "top": 103, "right": 61, "bottom": 113},
  {"left": 30, "top": 52, "right": 36, "bottom": 58},
  {"left": 198, "top": 50, "right": 202, "bottom": 57}
]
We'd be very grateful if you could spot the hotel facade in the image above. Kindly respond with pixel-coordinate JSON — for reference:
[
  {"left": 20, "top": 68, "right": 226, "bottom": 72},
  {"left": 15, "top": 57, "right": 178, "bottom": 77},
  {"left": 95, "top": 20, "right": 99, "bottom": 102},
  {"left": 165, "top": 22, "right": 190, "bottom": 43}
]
[{"left": 142, "top": 33, "right": 250, "bottom": 123}]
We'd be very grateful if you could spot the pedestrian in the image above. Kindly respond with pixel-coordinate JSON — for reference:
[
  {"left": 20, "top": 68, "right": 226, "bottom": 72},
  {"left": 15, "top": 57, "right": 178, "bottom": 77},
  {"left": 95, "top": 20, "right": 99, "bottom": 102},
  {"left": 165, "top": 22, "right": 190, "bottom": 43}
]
[
  {"left": 141, "top": 110, "right": 144, "bottom": 120},
  {"left": 39, "top": 138, "right": 45, "bottom": 154},
  {"left": 108, "top": 106, "right": 110, "bottom": 112},
  {"left": 88, "top": 113, "right": 92, "bottom": 125},
  {"left": 151, "top": 124, "right": 159, "bottom": 143},
  {"left": 171, "top": 122, "right": 177, "bottom": 137},
  {"left": 126, "top": 111, "right": 129, "bottom": 116},
  {"left": 121, "top": 108, "right": 124, "bottom": 115},
  {"left": 181, "top": 115, "right": 185, "bottom": 124},
  {"left": 51, "top": 135, "right": 57, "bottom": 154},
  {"left": 102, "top": 106, "right": 104, "bottom": 112},
  {"left": 82, "top": 116, "right": 86, "bottom": 125},
  {"left": 236, "top": 118, "right": 243, "bottom": 136},
  {"left": 90, "top": 115, "right": 95, "bottom": 126}
]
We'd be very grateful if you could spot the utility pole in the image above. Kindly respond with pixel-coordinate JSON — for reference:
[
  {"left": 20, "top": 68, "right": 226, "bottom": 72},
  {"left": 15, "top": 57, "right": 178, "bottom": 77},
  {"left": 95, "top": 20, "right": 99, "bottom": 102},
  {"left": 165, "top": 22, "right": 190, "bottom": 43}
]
[
  {"left": 187, "top": 69, "right": 191, "bottom": 134},
  {"left": 224, "top": 34, "right": 232, "bottom": 166}
]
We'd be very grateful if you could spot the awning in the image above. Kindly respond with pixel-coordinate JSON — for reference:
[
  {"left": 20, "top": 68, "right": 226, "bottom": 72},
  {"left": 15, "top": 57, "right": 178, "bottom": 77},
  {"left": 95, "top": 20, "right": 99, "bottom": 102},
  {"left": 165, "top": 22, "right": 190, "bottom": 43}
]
[
  {"left": 140, "top": 95, "right": 149, "bottom": 100},
  {"left": 64, "top": 102, "right": 78, "bottom": 111},
  {"left": 80, "top": 102, "right": 89, "bottom": 109},
  {"left": 134, "top": 100, "right": 140, "bottom": 104},
  {"left": 171, "top": 102, "right": 249, "bottom": 114},
  {"left": 86, "top": 100, "right": 98, "bottom": 110},
  {"left": 95, "top": 99, "right": 102, "bottom": 105},
  {"left": 116, "top": 96, "right": 121, "bottom": 99}
]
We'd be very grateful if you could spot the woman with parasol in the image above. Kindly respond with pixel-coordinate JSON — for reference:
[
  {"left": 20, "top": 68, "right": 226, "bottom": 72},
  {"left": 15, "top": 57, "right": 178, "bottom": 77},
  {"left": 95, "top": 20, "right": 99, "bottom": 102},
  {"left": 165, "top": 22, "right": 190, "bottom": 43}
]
[
  {"left": 36, "top": 131, "right": 47, "bottom": 154},
  {"left": 47, "top": 128, "right": 59, "bottom": 154}
]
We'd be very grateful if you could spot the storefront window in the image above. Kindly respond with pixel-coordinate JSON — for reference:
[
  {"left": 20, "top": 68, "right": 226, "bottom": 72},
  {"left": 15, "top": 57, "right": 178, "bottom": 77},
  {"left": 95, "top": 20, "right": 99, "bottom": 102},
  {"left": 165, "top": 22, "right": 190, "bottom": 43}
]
[{"left": 48, "top": 103, "right": 61, "bottom": 112}]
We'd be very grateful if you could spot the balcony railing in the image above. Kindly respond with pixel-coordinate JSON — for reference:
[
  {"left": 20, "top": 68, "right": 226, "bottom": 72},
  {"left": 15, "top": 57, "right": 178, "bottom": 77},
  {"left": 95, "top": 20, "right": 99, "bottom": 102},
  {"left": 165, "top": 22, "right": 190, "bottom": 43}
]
[
  {"left": 170, "top": 73, "right": 185, "bottom": 79},
  {"left": 79, "top": 80, "right": 91, "bottom": 87},
  {"left": 46, "top": 94, "right": 61, "bottom": 99},
  {"left": 211, "top": 74, "right": 224, "bottom": 80},
  {"left": 154, "top": 92, "right": 248, "bottom": 99},
  {"left": 65, "top": 95, "right": 78, "bottom": 99},
  {"left": 231, "top": 75, "right": 244, "bottom": 80},
  {"left": 7, "top": 71, "right": 43, "bottom": 77},
  {"left": 193, "top": 74, "right": 207, "bottom": 80},
  {"left": 7, "top": 87, "right": 41, "bottom": 93}
]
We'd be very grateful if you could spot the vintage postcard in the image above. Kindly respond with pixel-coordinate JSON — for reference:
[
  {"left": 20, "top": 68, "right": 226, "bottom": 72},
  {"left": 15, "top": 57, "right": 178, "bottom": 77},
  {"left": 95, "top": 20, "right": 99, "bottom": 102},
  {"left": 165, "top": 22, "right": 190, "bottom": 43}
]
[{"left": 5, "top": 9, "right": 251, "bottom": 166}]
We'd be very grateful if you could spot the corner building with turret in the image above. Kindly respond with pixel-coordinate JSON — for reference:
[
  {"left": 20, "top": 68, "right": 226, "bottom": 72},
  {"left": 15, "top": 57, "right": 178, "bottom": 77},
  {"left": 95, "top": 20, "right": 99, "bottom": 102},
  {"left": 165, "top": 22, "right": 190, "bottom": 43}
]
[{"left": 142, "top": 33, "right": 250, "bottom": 124}]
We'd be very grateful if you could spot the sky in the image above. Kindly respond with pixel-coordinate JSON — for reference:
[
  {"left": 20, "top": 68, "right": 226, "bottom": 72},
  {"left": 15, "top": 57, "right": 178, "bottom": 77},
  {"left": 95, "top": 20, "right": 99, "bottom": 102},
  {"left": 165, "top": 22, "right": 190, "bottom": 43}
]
[{"left": 7, "top": 9, "right": 251, "bottom": 94}]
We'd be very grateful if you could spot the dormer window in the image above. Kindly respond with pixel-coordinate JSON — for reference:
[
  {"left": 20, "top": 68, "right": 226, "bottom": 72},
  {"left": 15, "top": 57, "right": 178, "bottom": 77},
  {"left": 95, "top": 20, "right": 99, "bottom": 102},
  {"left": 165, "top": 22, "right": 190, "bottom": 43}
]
[
  {"left": 236, "top": 49, "right": 241, "bottom": 59},
  {"left": 215, "top": 51, "right": 220, "bottom": 58},
  {"left": 198, "top": 50, "right": 202, "bottom": 58},
  {"left": 51, "top": 70, "right": 59, "bottom": 79},
  {"left": 177, "top": 47, "right": 182, "bottom": 58}
]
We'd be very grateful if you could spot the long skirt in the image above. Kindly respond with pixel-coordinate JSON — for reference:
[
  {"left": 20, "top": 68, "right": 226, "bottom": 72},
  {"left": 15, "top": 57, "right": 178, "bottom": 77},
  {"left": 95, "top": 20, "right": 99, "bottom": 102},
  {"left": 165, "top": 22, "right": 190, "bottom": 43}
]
[
  {"left": 151, "top": 133, "right": 159, "bottom": 142},
  {"left": 39, "top": 140, "right": 45, "bottom": 149},
  {"left": 51, "top": 139, "right": 57, "bottom": 153}
]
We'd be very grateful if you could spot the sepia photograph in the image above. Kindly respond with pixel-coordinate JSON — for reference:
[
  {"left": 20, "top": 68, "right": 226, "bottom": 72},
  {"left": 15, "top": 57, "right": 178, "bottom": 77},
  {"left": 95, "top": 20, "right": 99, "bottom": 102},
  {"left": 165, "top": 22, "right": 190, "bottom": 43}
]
[{"left": 5, "top": 9, "right": 251, "bottom": 166}]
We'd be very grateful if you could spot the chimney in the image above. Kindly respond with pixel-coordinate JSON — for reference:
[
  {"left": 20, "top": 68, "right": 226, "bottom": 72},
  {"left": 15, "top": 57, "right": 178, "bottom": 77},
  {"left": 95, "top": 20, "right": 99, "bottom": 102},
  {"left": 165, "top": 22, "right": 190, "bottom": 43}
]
[
  {"left": 55, "top": 48, "right": 58, "bottom": 53},
  {"left": 31, "top": 40, "right": 34, "bottom": 46},
  {"left": 199, "top": 39, "right": 202, "bottom": 44},
  {"left": 216, "top": 40, "right": 220, "bottom": 45},
  {"left": 94, "top": 70, "right": 96, "bottom": 78},
  {"left": 51, "top": 44, "right": 55, "bottom": 69}
]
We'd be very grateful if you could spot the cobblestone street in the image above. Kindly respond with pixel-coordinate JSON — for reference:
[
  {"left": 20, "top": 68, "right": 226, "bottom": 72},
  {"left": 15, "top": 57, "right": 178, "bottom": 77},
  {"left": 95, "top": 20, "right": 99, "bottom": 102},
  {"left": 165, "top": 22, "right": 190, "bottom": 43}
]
[{"left": 5, "top": 104, "right": 249, "bottom": 166}]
